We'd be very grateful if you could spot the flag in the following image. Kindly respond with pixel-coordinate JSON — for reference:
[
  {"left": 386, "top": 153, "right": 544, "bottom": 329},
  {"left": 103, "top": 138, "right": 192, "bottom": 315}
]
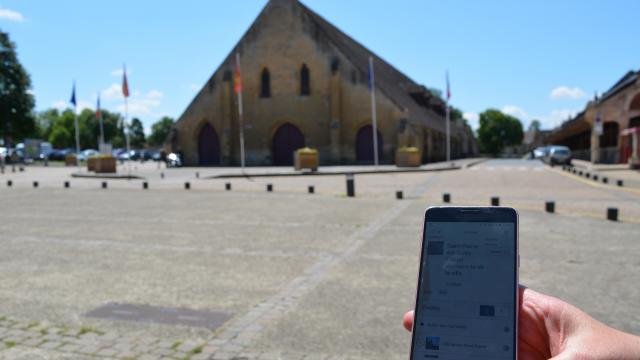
[
  {"left": 367, "top": 56, "right": 374, "bottom": 92},
  {"left": 446, "top": 71, "right": 451, "bottom": 100},
  {"left": 122, "top": 65, "right": 130, "bottom": 98},
  {"left": 70, "top": 82, "right": 77, "bottom": 106},
  {"left": 96, "top": 94, "right": 101, "bottom": 119},
  {"left": 234, "top": 53, "right": 242, "bottom": 94}
]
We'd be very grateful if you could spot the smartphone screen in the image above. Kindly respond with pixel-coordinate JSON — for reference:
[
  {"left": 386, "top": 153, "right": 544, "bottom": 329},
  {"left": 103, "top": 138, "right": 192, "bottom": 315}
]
[{"left": 410, "top": 207, "right": 518, "bottom": 360}]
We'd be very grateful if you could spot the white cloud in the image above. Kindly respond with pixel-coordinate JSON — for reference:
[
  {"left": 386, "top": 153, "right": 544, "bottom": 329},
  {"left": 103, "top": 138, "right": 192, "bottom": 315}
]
[
  {"left": 536, "top": 109, "right": 579, "bottom": 129},
  {"left": 501, "top": 105, "right": 528, "bottom": 120},
  {"left": 52, "top": 100, "right": 93, "bottom": 112},
  {"left": 463, "top": 111, "right": 479, "bottom": 130},
  {"left": 110, "top": 67, "right": 133, "bottom": 77},
  {"left": 550, "top": 86, "right": 586, "bottom": 100},
  {"left": 115, "top": 89, "right": 163, "bottom": 116},
  {"left": 102, "top": 83, "right": 122, "bottom": 100},
  {"left": 0, "top": 7, "right": 24, "bottom": 22}
]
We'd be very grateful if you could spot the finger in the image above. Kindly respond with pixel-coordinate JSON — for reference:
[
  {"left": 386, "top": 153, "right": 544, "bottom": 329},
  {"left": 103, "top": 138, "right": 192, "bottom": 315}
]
[{"left": 403, "top": 311, "right": 414, "bottom": 332}]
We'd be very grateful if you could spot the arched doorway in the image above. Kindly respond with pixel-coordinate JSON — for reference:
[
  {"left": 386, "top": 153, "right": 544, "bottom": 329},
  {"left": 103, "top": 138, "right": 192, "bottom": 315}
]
[
  {"left": 198, "top": 123, "right": 220, "bottom": 165},
  {"left": 272, "top": 123, "right": 305, "bottom": 166},
  {"left": 355, "top": 125, "right": 383, "bottom": 163}
]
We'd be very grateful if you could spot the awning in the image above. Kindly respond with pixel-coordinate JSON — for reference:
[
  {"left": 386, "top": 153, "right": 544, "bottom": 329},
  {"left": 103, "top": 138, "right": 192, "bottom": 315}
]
[{"left": 620, "top": 126, "right": 640, "bottom": 136}]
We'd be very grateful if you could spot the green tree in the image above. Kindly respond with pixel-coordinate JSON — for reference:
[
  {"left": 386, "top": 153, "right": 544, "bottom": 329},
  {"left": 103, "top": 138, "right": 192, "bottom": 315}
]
[
  {"left": 128, "top": 118, "right": 145, "bottom": 148},
  {"left": 148, "top": 116, "right": 174, "bottom": 146},
  {"left": 48, "top": 126, "right": 72, "bottom": 148},
  {"left": 528, "top": 119, "right": 541, "bottom": 132},
  {"left": 0, "top": 29, "right": 36, "bottom": 145},
  {"left": 477, "top": 109, "right": 524, "bottom": 155}
]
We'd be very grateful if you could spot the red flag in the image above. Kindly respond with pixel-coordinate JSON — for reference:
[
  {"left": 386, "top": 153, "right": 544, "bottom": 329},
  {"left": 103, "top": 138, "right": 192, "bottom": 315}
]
[
  {"left": 234, "top": 53, "right": 242, "bottom": 94},
  {"left": 96, "top": 94, "right": 101, "bottom": 119},
  {"left": 122, "top": 65, "right": 130, "bottom": 98}
]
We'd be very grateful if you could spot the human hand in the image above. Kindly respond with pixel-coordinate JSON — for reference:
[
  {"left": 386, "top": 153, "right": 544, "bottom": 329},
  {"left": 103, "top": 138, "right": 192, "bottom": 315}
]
[{"left": 403, "top": 286, "right": 640, "bottom": 360}]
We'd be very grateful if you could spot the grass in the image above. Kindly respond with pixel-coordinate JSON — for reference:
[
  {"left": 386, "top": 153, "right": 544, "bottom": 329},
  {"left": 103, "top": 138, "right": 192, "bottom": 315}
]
[
  {"left": 191, "top": 345, "right": 203, "bottom": 354},
  {"left": 77, "top": 326, "right": 105, "bottom": 336},
  {"left": 170, "top": 340, "right": 183, "bottom": 350},
  {"left": 4, "top": 341, "right": 16, "bottom": 348}
]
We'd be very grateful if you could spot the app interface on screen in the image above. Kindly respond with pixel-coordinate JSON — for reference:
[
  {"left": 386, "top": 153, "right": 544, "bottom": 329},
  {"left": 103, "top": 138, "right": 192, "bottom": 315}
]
[{"left": 412, "top": 221, "right": 516, "bottom": 360}]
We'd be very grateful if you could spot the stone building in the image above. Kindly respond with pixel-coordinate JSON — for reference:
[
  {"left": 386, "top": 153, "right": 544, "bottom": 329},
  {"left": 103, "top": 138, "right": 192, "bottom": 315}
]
[
  {"left": 547, "top": 69, "right": 640, "bottom": 164},
  {"left": 169, "top": 0, "right": 477, "bottom": 166}
]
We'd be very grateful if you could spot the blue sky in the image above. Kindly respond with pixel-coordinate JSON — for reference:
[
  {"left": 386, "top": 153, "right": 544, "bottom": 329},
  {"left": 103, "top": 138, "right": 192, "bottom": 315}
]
[{"left": 1, "top": 1, "right": 639, "bottom": 133}]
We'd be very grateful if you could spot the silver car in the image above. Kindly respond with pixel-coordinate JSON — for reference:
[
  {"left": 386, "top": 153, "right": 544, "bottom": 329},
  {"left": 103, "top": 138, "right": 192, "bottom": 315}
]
[{"left": 547, "top": 146, "right": 572, "bottom": 165}]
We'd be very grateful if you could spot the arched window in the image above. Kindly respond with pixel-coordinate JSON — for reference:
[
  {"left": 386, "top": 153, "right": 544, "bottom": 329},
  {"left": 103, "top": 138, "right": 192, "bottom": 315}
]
[
  {"left": 260, "top": 68, "right": 271, "bottom": 98},
  {"left": 300, "top": 64, "right": 310, "bottom": 96}
]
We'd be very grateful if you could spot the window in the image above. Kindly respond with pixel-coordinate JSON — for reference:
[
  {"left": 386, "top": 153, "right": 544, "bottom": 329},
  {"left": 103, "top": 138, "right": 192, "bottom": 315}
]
[
  {"left": 260, "top": 68, "right": 271, "bottom": 98},
  {"left": 300, "top": 64, "right": 310, "bottom": 96}
]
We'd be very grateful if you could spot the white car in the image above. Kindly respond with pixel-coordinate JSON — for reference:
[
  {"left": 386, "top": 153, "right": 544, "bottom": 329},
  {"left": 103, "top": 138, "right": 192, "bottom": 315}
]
[
  {"left": 78, "top": 149, "right": 99, "bottom": 161},
  {"left": 547, "top": 146, "right": 572, "bottom": 165}
]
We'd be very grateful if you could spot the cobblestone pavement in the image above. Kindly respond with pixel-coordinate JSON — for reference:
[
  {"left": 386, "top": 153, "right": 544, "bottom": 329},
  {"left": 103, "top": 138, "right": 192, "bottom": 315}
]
[{"left": 1, "top": 159, "right": 639, "bottom": 359}]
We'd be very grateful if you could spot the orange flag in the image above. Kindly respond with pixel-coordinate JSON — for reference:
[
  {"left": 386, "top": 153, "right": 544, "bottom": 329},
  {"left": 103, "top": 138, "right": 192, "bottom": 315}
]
[
  {"left": 234, "top": 53, "right": 242, "bottom": 94},
  {"left": 122, "top": 65, "right": 130, "bottom": 98}
]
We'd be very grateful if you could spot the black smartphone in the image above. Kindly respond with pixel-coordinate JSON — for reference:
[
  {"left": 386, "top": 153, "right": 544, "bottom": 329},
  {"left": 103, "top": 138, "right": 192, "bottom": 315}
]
[{"left": 409, "top": 206, "right": 519, "bottom": 360}]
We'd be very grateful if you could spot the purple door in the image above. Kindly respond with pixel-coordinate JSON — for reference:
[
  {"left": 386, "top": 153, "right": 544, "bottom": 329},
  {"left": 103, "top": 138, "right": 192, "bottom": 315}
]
[
  {"left": 272, "top": 123, "right": 305, "bottom": 166},
  {"left": 198, "top": 123, "right": 220, "bottom": 165},
  {"left": 356, "top": 125, "right": 383, "bottom": 164}
]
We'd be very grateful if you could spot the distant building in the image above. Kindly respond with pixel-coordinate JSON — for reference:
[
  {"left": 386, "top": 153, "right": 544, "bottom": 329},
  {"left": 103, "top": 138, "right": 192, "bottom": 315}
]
[
  {"left": 547, "top": 69, "right": 640, "bottom": 164},
  {"left": 169, "top": 0, "right": 477, "bottom": 166}
]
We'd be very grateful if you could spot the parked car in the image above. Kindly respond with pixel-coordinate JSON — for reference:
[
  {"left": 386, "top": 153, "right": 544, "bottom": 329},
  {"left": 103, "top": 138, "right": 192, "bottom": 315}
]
[
  {"left": 166, "top": 152, "right": 182, "bottom": 167},
  {"left": 546, "top": 146, "right": 572, "bottom": 165},
  {"left": 532, "top": 146, "right": 549, "bottom": 159},
  {"left": 78, "top": 149, "right": 99, "bottom": 161},
  {"left": 48, "top": 148, "right": 75, "bottom": 161}
]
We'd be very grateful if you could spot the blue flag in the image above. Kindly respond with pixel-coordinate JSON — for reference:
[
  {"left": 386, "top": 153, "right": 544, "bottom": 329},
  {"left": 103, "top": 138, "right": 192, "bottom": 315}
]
[{"left": 70, "top": 82, "right": 77, "bottom": 106}]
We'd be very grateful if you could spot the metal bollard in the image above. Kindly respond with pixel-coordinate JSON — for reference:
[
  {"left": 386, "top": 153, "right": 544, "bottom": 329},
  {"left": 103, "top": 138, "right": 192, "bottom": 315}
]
[
  {"left": 607, "top": 208, "right": 618, "bottom": 222},
  {"left": 491, "top": 197, "right": 500, "bottom": 206},
  {"left": 64, "top": 181, "right": 70, "bottom": 188},
  {"left": 102, "top": 181, "right": 107, "bottom": 189},
  {"left": 143, "top": 182, "right": 148, "bottom": 189},
  {"left": 7, "top": 179, "right": 12, "bottom": 187},
  {"left": 184, "top": 182, "right": 190, "bottom": 190},
  {"left": 443, "top": 193, "right": 451, "bottom": 203},
  {"left": 545, "top": 201, "right": 555, "bottom": 213},
  {"left": 396, "top": 191, "right": 403, "bottom": 200},
  {"left": 585, "top": 173, "right": 590, "bottom": 179},
  {"left": 33, "top": 181, "right": 38, "bottom": 188},
  {"left": 308, "top": 185, "right": 315, "bottom": 194},
  {"left": 225, "top": 182, "right": 231, "bottom": 191},
  {"left": 12, "top": 165, "right": 15, "bottom": 173},
  {"left": 578, "top": 170, "right": 583, "bottom": 176},
  {"left": 266, "top": 184, "right": 273, "bottom": 192},
  {"left": 602, "top": 177, "right": 608, "bottom": 184},
  {"left": 19, "top": 166, "right": 24, "bottom": 172},
  {"left": 160, "top": 172, "right": 165, "bottom": 179},
  {"left": 593, "top": 175, "right": 598, "bottom": 181},
  {"left": 195, "top": 172, "right": 199, "bottom": 179},
  {"left": 617, "top": 180, "right": 624, "bottom": 187},
  {"left": 346, "top": 173, "right": 355, "bottom": 197}
]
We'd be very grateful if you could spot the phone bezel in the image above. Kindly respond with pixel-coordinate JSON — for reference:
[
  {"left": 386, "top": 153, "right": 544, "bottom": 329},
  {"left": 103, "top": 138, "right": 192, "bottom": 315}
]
[{"left": 409, "top": 206, "right": 519, "bottom": 360}]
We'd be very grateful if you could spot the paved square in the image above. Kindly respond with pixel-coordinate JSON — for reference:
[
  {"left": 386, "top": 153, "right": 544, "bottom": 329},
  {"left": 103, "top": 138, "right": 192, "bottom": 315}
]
[{"left": 0, "top": 159, "right": 638, "bottom": 359}]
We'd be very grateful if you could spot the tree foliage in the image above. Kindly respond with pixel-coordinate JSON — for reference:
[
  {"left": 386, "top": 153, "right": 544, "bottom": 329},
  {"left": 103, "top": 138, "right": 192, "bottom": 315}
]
[
  {"left": 528, "top": 119, "right": 541, "bottom": 132},
  {"left": 36, "top": 108, "right": 126, "bottom": 149},
  {"left": 148, "top": 116, "right": 174, "bottom": 146},
  {"left": 128, "top": 118, "right": 145, "bottom": 148},
  {"left": 477, "top": 109, "right": 524, "bottom": 155},
  {"left": 0, "top": 29, "right": 36, "bottom": 145}
]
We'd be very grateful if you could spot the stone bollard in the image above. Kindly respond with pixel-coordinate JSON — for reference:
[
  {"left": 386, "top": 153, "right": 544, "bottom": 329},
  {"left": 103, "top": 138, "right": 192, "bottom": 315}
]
[
  {"left": 102, "top": 181, "right": 107, "bottom": 189},
  {"left": 578, "top": 170, "right": 583, "bottom": 176},
  {"left": 7, "top": 179, "right": 12, "bottom": 187},
  {"left": 143, "top": 182, "right": 148, "bottom": 189},
  {"left": 585, "top": 173, "right": 590, "bottom": 179},
  {"left": 266, "top": 184, "right": 273, "bottom": 192},
  {"left": 346, "top": 173, "right": 355, "bottom": 197},
  {"left": 184, "top": 182, "right": 190, "bottom": 190},
  {"left": 607, "top": 208, "right": 618, "bottom": 222},
  {"left": 196, "top": 172, "right": 199, "bottom": 179},
  {"left": 33, "top": 181, "right": 38, "bottom": 188},
  {"left": 545, "top": 201, "right": 555, "bottom": 213},
  {"left": 491, "top": 197, "right": 500, "bottom": 206},
  {"left": 19, "top": 166, "right": 24, "bottom": 172},
  {"left": 308, "top": 185, "right": 315, "bottom": 194},
  {"left": 396, "top": 191, "right": 403, "bottom": 200},
  {"left": 12, "top": 165, "right": 16, "bottom": 173},
  {"left": 617, "top": 180, "right": 624, "bottom": 187},
  {"left": 602, "top": 177, "right": 608, "bottom": 184},
  {"left": 225, "top": 182, "right": 231, "bottom": 191},
  {"left": 160, "top": 172, "right": 165, "bottom": 179},
  {"left": 593, "top": 175, "right": 599, "bottom": 181},
  {"left": 443, "top": 193, "right": 451, "bottom": 203},
  {"left": 64, "top": 181, "right": 70, "bottom": 188}
]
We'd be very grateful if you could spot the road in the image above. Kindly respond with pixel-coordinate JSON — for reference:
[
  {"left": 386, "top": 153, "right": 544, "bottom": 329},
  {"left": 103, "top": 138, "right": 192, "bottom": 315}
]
[{"left": 0, "top": 159, "right": 638, "bottom": 359}]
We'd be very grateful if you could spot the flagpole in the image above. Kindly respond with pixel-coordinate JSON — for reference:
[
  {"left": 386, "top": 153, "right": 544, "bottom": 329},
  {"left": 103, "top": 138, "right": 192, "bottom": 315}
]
[
  {"left": 124, "top": 96, "right": 131, "bottom": 176},
  {"left": 445, "top": 71, "right": 451, "bottom": 163},
  {"left": 98, "top": 95, "right": 104, "bottom": 148},
  {"left": 236, "top": 52, "right": 246, "bottom": 169},
  {"left": 73, "top": 101, "right": 81, "bottom": 173},
  {"left": 369, "top": 56, "right": 379, "bottom": 167}
]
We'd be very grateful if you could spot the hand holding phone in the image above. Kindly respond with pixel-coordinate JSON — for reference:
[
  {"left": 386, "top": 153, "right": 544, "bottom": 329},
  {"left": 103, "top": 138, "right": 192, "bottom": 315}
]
[{"left": 409, "top": 207, "right": 519, "bottom": 360}]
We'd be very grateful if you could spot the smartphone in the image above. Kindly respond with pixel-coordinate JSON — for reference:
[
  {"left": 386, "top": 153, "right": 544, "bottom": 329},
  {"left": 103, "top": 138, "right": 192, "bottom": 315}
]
[{"left": 409, "top": 206, "right": 519, "bottom": 360}]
